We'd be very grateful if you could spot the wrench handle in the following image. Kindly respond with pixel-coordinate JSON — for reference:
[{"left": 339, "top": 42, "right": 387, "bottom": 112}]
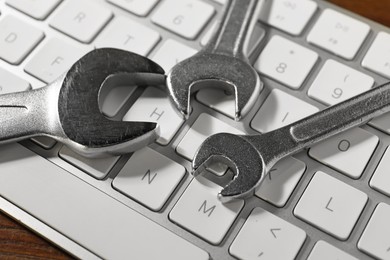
[
  {"left": 291, "top": 81, "right": 390, "bottom": 146},
  {"left": 0, "top": 87, "right": 52, "bottom": 143},
  {"left": 204, "top": 0, "right": 263, "bottom": 59}
]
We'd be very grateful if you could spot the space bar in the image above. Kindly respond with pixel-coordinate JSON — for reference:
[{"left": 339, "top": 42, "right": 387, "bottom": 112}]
[{"left": 0, "top": 144, "right": 208, "bottom": 260}]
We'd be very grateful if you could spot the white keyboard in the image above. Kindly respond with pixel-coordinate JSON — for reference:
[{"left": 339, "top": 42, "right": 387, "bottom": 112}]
[{"left": 0, "top": 0, "right": 390, "bottom": 259}]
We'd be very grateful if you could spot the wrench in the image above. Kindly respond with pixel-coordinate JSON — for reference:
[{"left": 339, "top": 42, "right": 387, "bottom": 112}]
[
  {"left": 193, "top": 81, "right": 390, "bottom": 202},
  {"left": 0, "top": 48, "right": 165, "bottom": 157},
  {"left": 166, "top": 0, "right": 264, "bottom": 120}
]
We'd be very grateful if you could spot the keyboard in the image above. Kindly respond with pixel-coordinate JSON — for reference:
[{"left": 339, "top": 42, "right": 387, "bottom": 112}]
[{"left": 0, "top": 0, "right": 390, "bottom": 259}]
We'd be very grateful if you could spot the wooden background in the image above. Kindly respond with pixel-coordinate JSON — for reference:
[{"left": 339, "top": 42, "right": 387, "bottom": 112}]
[{"left": 1, "top": 0, "right": 390, "bottom": 258}]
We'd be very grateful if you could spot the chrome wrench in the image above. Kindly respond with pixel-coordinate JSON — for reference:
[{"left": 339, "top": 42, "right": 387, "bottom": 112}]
[
  {"left": 193, "top": 82, "right": 390, "bottom": 202},
  {"left": 166, "top": 0, "right": 264, "bottom": 120},
  {"left": 0, "top": 48, "right": 165, "bottom": 157}
]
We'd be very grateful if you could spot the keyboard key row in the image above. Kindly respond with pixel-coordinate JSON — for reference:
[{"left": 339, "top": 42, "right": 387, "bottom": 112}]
[{"left": 0, "top": 143, "right": 209, "bottom": 259}]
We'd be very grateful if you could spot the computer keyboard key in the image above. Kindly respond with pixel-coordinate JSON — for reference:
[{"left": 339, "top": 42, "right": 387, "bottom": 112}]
[
  {"left": 0, "top": 143, "right": 208, "bottom": 259},
  {"left": 49, "top": 0, "right": 112, "bottom": 43},
  {"left": 151, "top": 0, "right": 215, "bottom": 39},
  {"left": 6, "top": 0, "right": 62, "bottom": 20},
  {"left": 309, "top": 127, "right": 378, "bottom": 179},
  {"left": 230, "top": 207, "right": 306, "bottom": 260},
  {"left": 59, "top": 145, "right": 120, "bottom": 180},
  {"left": 25, "top": 38, "right": 90, "bottom": 83},
  {"left": 307, "top": 9, "right": 370, "bottom": 60},
  {"left": 95, "top": 16, "right": 160, "bottom": 56},
  {"left": 177, "top": 113, "right": 243, "bottom": 161},
  {"left": 255, "top": 157, "right": 306, "bottom": 207},
  {"left": 255, "top": 35, "right": 318, "bottom": 89},
  {"left": 358, "top": 203, "right": 390, "bottom": 260},
  {"left": 101, "top": 86, "right": 137, "bottom": 118},
  {"left": 362, "top": 32, "right": 390, "bottom": 79},
  {"left": 113, "top": 147, "right": 185, "bottom": 211},
  {"left": 169, "top": 176, "right": 244, "bottom": 244},
  {"left": 0, "top": 67, "right": 30, "bottom": 94},
  {"left": 308, "top": 59, "right": 374, "bottom": 106},
  {"left": 370, "top": 147, "right": 390, "bottom": 197},
  {"left": 31, "top": 137, "right": 57, "bottom": 149},
  {"left": 307, "top": 241, "right": 358, "bottom": 260},
  {"left": 123, "top": 87, "right": 184, "bottom": 145},
  {"left": 107, "top": 0, "right": 158, "bottom": 16},
  {"left": 251, "top": 89, "right": 319, "bottom": 133},
  {"left": 151, "top": 39, "right": 197, "bottom": 72},
  {"left": 0, "top": 15, "right": 44, "bottom": 64},
  {"left": 294, "top": 171, "right": 368, "bottom": 240},
  {"left": 260, "top": 0, "right": 317, "bottom": 35}
]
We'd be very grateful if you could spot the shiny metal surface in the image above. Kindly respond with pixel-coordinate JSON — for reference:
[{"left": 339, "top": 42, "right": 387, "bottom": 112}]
[
  {"left": 166, "top": 0, "right": 264, "bottom": 120},
  {"left": 0, "top": 48, "right": 165, "bottom": 157},
  {"left": 193, "top": 81, "right": 390, "bottom": 202}
]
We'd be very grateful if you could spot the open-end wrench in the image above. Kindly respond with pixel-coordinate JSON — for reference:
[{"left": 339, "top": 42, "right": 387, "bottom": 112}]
[
  {"left": 193, "top": 81, "right": 390, "bottom": 202},
  {"left": 0, "top": 48, "right": 165, "bottom": 157},
  {"left": 166, "top": 0, "right": 264, "bottom": 120}
]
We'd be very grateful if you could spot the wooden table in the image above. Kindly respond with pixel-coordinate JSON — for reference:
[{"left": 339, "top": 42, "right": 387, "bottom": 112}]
[{"left": 1, "top": 0, "right": 390, "bottom": 258}]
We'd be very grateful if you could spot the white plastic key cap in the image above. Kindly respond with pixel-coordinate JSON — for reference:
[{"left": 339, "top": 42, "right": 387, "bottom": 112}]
[
  {"left": 307, "top": 9, "right": 370, "bottom": 60},
  {"left": 101, "top": 86, "right": 136, "bottom": 118},
  {"left": 255, "top": 157, "right": 306, "bottom": 207},
  {"left": 113, "top": 147, "right": 185, "bottom": 211},
  {"left": 0, "top": 143, "right": 209, "bottom": 260},
  {"left": 95, "top": 16, "right": 160, "bottom": 56},
  {"left": 309, "top": 127, "right": 378, "bottom": 179},
  {"left": 260, "top": 0, "right": 317, "bottom": 35},
  {"left": 370, "top": 147, "right": 390, "bottom": 197},
  {"left": 251, "top": 89, "right": 319, "bottom": 133},
  {"left": 25, "top": 38, "right": 90, "bottom": 83},
  {"left": 358, "top": 203, "right": 390, "bottom": 260},
  {"left": 59, "top": 145, "right": 120, "bottom": 180},
  {"left": 6, "top": 0, "right": 62, "bottom": 20},
  {"left": 308, "top": 59, "right": 374, "bottom": 106},
  {"left": 0, "top": 67, "right": 30, "bottom": 94},
  {"left": 362, "top": 32, "right": 390, "bottom": 79},
  {"left": 177, "top": 113, "right": 243, "bottom": 160},
  {"left": 169, "top": 176, "right": 244, "bottom": 244},
  {"left": 230, "top": 207, "right": 306, "bottom": 260},
  {"left": 255, "top": 35, "right": 318, "bottom": 89},
  {"left": 107, "top": 0, "right": 158, "bottom": 16},
  {"left": 0, "top": 15, "right": 44, "bottom": 64},
  {"left": 294, "top": 171, "right": 368, "bottom": 240},
  {"left": 123, "top": 87, "right": 184, "bottom": 145},
  {"left": 151, "top": 0, "right": 215, "bottom": 39},
  {"left": 307, "top": 241, "right": 358, "bottom": 260},
  {"left": 151, "top": 39, "right": 197, "bottom": 72},
  {"left": 49, "top": 0, "right": 112, "bottom": 43}
]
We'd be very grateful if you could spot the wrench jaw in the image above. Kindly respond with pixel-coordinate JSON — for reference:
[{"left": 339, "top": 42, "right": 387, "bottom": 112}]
[
  {"left": 60, "top": 122, "right": 160, "bottom": 158},
  {"left": 166, "top": 52, "right": 262, "bottom": 121},
  {"left": 193, "top": 133, "right": 265, "bottom": 203},
  {"left": 57, "top": 48, "right": 166, "bottom": 157}
]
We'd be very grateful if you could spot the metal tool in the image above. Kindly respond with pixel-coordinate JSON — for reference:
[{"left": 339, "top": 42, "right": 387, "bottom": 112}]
[
  {"left": 166, "top": 0, "right": 264, "bottom": 120},
  {"left": 193, "top": 82, "right": 390, "bottom": 202},
  {"left": 0, "top": 48, "right": 165, "bottom": 157}
]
